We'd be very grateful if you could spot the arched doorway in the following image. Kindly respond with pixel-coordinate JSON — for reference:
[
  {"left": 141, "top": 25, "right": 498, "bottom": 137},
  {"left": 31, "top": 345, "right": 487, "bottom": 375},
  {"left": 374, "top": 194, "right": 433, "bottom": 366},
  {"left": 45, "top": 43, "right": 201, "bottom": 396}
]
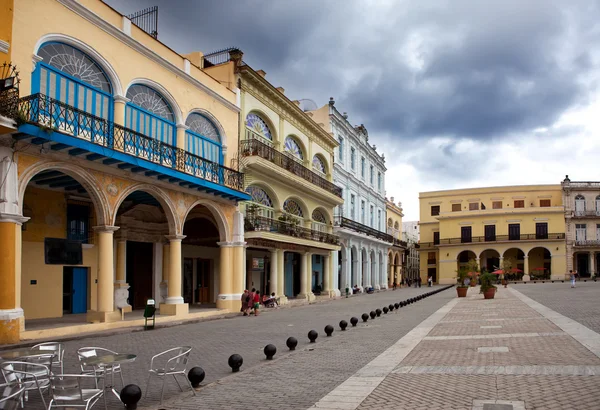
[
  {"left": 503, "top": 248, "right": 525, "bottom": 279},
  {"left": 528, "top": 247, "right": 552, "bottom": 279},
  {"left": 21, "top": 169, "right": 104, "bottom": 320},
  {"left": 479, "top": 249, "right": 500, "bottom": 273}
]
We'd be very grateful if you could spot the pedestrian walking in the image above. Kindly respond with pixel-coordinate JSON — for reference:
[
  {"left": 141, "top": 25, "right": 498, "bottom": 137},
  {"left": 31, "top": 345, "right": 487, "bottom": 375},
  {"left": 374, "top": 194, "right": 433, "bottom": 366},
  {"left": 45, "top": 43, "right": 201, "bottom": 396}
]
[
  {"left": 247, "top": 288, "right": 256, "bottom": 315},
  {"left": 241, "top": 290, "right": 249, "bottom": 316},
  {"left": 570, "top": 270, "right": 576, "bottom": 288},
  {"left": 417, "top": 277, "right": 421, "bottom": 288},
  {"left": 427, "top": 276, "right": 432, "bottom": 287},
  {"left": 393, "top": 281, "right": 397, "bottom": 290},
  {"left": 253, "top": 290, "right": 261, "bottom": 316}
]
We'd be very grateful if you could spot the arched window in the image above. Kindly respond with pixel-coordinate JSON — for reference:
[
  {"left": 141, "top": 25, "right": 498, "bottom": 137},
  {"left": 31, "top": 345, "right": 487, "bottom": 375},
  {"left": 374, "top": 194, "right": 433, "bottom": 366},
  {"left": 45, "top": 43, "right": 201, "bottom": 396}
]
[
  {"left": 34, "top": 42, "right": 113, "bottom": 123},
  {"left": 246, "top": 113, "right": 272, "bottom": 142},
  {"left": 596, "top": 195, "right": 600, "bottom": 216},
  {"left": 185, "top": 113, "right": 222, "bottom": 164},
  {"left": 125, "top": 84, "right": 176, "bottom": 148},
  {"left": 388, "top": 218, "right": 393, "bottom": 227},
  {"left": 283, "top": 199, "right": 304, "bottom": 217},
  {"left": 394, "top": 221, "right": 399, "bottom": 230},
  {"left": 284, "top": 137, "right": 303, "bottom": 161},
  {"left": 245, "top": 186, "right": 274, "bottom": 218},
  {"left": 575, "top": 194, "right": 586, "bottom": 216},
  {"left": 312, "top": 209, "right": 327, "bottom": 233},
  {"left": 312, "top": 155, "right": 326, "bottom": 174}
]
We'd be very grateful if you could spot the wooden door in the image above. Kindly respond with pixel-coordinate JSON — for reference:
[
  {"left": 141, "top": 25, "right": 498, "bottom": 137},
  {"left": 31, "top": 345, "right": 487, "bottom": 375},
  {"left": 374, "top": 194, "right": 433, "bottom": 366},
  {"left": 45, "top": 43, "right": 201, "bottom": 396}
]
[{"left": 196, "top": 259, "right": 211, "bottom": 303}]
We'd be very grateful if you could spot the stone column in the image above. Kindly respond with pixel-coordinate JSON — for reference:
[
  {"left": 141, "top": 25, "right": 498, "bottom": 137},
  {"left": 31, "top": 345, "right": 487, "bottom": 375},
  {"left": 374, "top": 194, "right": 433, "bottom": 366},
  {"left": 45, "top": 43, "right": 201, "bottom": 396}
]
[
  {"left": 381, "top": 252, "right": 388, "bottom": 289},
  {"left": 269, "top": 249, "right": 278, "bottom": 296},
  {"left": 229, "top": 243, "right": 245, "bottom": 311},
  {"left": 299, "top": 252, "right": 308, "bottom": 299},
  {"left": 160, "top": 243, "right": 170, "bottom": 303},
  {"left": 114, "top": 240, "right": 131, "bottom": 313},
  {"left": 175, "top": 124, "right": 189, "bottom": 171},
  {"left": 216, "top": 242, "right": 232, "bottom": 310},
  {"left": 323, "top": 253, "right": 331, "bottom": 296},
  {"left": 475, "top": 257, "right": 481, "bottom": 272},
  {"left": 160, "top": 235, "right": 188, "bottom": 316},
  {"left": 113, "top": 95, "right": 129, "bottom": 126},
  {"left": 277, "top": 249, "right": 286, "bottom": 303},
  {"left": 89, "top": 226, "right": 120, "bottom": 323},
  {"left": 590, "top": 252, "right": 596, "bottom": 277},
  {"left": 523, "top": 256, "right": 530, "bottom": 281},
  {"left": 0, "top": 214, "right": 28, "bottom": 344}
]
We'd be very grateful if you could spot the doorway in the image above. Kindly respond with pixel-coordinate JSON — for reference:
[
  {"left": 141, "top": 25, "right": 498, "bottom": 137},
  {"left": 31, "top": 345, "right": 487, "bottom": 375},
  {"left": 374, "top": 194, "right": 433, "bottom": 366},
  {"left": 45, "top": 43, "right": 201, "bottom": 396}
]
[
  {"left": 577, "top": 253, "right": 590, "bottom": 277},
  {"left": 126, "top": 241, "right": 154, "bottom": 309},
  {"left": 427, "top": 267, "right": 437, "bottom": 283},
  {"left": 196, "top": 259, "right": 211, "bottom": 303},
  {"left": 63, "top": 267, "right": 88, "bottom": 314}
]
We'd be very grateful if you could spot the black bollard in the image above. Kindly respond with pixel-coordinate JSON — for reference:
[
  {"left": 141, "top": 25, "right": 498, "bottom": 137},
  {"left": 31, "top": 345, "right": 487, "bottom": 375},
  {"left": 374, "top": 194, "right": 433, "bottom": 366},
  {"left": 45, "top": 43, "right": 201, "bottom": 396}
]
[
  {"left": 308, "top": 329, "right": 318, "bottom": 343},
  {"left": 389, "top": 304, "right": 394, "bottom": 311},
  {"left": 324, "top": 325, "right": 334, "bottom": 337},
  {"left": 286, "top": 337, "right": 298, "bottom": 350},
  {"left": 340, "top": 320, "right": 348, "bottom": 330},
  {"left": 120, "top": 384, "right": 142, "bottom": 410},
  {"left": 383, "top": 306, "right": 389, "bottom": 314},
  {"left": 264, "top": 344, "right": 277, "bottom": 360},
  {"left": 351, "top": 317, "right": 359, "bottom": 327},
  {"left": 369, "top": 311, "right": 376, "bottom": 320},
  {"left": 187, "top": 367, "right": 205, "bottom": 388},
  {"left": 376, "top": 309, "right": 382, "bottom": 317},
  {"left": 395, "top": 303, "right": 400, "bottom": 309},
  {"left": 362, "top": 313, "right": 369, "bottom": 322},
  {"left": 228, "top": 354, "right": 243, "bottom": 372}
]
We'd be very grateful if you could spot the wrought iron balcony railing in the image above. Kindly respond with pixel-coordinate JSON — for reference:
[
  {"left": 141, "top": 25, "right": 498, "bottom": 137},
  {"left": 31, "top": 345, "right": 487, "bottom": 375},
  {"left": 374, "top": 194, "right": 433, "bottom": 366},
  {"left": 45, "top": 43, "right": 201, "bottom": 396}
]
[
  {"left": 419, "top": 232, "right": 565, "bottom": 248},
  {"left": 574, "top": 240, "right": 600, "bottom": 247},
  {"left": 393, "top": 238, "right": 407, "bottom": 248},
  {"left": 245, "top": 215, "right": 339, "bottom": 245},
  {"left": 334, "top": 216, "right": 394, "bottom": 243},
  {"left": 572, "top": 210, "right": 600, "bottom": 218},
  {"left": 240, "top": 137, "right": 343, "bottom": 198},
  {"left": 16, "top": 94, "right": 244, "bottom": 192}
]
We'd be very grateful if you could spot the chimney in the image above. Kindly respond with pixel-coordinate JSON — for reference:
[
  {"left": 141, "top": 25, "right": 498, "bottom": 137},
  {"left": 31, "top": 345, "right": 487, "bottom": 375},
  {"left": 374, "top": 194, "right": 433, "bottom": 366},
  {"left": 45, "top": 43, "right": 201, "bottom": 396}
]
[
  {"left": 329, "top": 97, "right": 335, "bottom": 106},
  {"left": 256, "top": 69, "right": 267, "bottom": 77},
  {"left": 276, "top": 87, "right": 285, "bottom": 94},
  {"left": 391, "top": 197, "right": 395, "bottom": 202},
  {"left": 184, "top": 51, "right": 204, "bottom": 69},
  {"left": 342, "top": 112, "right": 348, "bottom": 119}
]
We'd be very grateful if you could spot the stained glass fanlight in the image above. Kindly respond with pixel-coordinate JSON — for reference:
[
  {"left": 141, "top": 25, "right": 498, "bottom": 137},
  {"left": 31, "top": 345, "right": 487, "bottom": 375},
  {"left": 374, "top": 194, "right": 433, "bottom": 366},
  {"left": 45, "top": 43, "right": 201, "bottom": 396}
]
[
  {"left": 284, "top": 136, "right": 303, "bottom": 160},
  {"left": 388, "top": 218, "right": 393, "bottom": 227},
  {"left": 312, "top": 209, "right": 327, "bottom": 223},
  {"left": 283, "top": 199, "right": 303, "bottom": 217},
  {"left": 126, "top": 84, "right": 174, "bottom": 121},
  {"left": 37, "top": 42, "right": 112, "bottom": 93},
  {"left": 246, "top": 113, "right": 272, "bottom": 140},
  {"left": 186, "top": 113, "right": 220, "bottom": 143},
  {"left": 246, "top": 186, "right": 273, "bottom": 207},
  {"left": 312, "top": 155, "right": 326, "bottom": 173}
]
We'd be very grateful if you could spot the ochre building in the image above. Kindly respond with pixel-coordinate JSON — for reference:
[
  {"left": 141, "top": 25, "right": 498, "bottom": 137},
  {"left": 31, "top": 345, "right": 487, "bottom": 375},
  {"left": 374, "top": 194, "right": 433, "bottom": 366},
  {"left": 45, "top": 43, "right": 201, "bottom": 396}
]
[
  {"left": 419, "top": 185, "right": 567, "bottom": 285},
  {"left": 0, "top": 0, "right": 250, "bottom": 343},
  {"left": 386, "top": 197, "right": 406, "bottom": 286}
]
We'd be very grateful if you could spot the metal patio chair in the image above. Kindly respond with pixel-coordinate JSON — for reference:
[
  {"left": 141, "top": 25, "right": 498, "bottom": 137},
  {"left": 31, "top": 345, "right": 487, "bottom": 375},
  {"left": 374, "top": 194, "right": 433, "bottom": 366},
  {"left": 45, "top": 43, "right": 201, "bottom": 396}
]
[
  {"left": 0, "top": 383, "right": 25, "bottom": 410},
  {"left": 0, "top": 360, "right": 51, "bottom": 409},
  {"left": 145, "top": 346, "right": 196, "bottom": 404},
  {"left": 77, "top": 347, "right": 124, "bottom": 389},
  {"left": 47, "top": 374, "right": 105, "bottom": 410},
  {"left": 32, "top": 342, "right": 65, "bottom": 374}
]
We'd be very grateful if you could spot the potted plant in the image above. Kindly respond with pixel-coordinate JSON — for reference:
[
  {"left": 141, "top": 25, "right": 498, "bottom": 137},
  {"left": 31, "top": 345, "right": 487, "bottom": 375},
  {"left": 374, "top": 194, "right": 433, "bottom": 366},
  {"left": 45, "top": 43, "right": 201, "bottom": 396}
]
[
  {"left": 456, "top": 267, "right": 469, "bottom": 297},
  {"left": 479, "top": 271, "right": 497, "bottom": 299}
]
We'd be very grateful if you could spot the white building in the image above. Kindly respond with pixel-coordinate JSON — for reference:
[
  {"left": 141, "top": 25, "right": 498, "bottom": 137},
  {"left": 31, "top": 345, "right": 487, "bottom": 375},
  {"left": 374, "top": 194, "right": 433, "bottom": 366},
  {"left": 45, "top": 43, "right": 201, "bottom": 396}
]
[
  {"left": 402, "top": 221, "right": 421, "bottom": 281},
  {"left": 402, "top": 221, "right": 420, "bottom": 242},
  {"left": 310, "top": 98, "right": 392, "bottom": 294}
]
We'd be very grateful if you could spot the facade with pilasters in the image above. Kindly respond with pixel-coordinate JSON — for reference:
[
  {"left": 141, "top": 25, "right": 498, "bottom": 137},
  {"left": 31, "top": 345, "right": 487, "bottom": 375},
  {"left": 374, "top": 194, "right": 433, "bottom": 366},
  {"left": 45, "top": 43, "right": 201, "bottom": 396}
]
[
  {"left": 0, "top": 0, "right": 250, "bottom": 343},
  {"left": 562, "top": 176, "right": 600, "bottom": 278},
  {"left": 310, "top": 99, "right": 391, "bottom": 293},
  {"left": 419, "top": 185, "right": 567, "bottom": 285},
  {"left": 386, "top": 197, "right": 407, "bottom": 286}
]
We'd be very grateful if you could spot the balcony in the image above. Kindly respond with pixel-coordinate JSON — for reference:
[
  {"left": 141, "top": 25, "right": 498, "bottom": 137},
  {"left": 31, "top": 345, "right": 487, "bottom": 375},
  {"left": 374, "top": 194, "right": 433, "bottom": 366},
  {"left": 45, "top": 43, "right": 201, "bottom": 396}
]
[
  {"left": 427, "top": 258, "right": 436, "bottom": 265},
  {"left": 244, "top": 215, "right": 339, "bottom": 245},
  {"left": 572, "top": 210, "right": 600, "bottom": 218},
  {"left": 240, "top": 137, "right": 343, "bottom": 198},
  {"left": 419, "top": 233, "right": 565, "bottom": 248},
  {"left": 334, "top": 216, "right": 394, "bottom": 243},
  {"left": 12, "top": 94, "right": 249, "bottom": 201},
  {"left": 393, "top": 238, "right": 407, "bottom": 248},
  {"left": 574, "top": 240, "right": 600, "bottom": 247}
]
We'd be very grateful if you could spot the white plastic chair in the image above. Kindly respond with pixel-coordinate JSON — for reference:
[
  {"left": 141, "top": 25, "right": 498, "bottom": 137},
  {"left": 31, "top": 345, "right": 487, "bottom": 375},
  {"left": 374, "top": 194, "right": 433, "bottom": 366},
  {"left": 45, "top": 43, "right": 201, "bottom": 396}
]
[
  {"left": 0, "top": 360, "right": 51, "bottom": 409},
  {"left": 77, "top": 347, "right": 124, "bottom": 389},
  {"left": 32, "top": 342, "right": 65, "bottom": 374},
  {"left": 47, "top": 374, "right": 104, "bottom": 410},
  {"left": 145, "top": 346, "right": 196, "bottom": 404},
  {"left": 0, "top": 383, "right": 25, "bottom": 410}
]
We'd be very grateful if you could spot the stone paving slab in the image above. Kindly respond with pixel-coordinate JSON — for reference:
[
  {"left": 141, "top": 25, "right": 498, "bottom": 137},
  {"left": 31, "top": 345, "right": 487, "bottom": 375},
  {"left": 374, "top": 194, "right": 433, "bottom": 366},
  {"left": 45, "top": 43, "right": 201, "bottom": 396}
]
[{"left": 429, "top": 318, "right": 561, "bottom": 336}]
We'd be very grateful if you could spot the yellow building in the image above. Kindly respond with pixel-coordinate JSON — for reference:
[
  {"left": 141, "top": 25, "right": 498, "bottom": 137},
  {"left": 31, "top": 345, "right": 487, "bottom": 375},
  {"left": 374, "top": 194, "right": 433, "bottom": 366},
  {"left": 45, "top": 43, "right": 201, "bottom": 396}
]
[
  {"left": 386, "top": 197, "right": 406, "bottom": 286},
  {"left": 215, "top": 62, "right": 344, "bottom": 301},
  {"left": 419, "top": 185, "right": 567, "bottom": 285},
  {"left": 0, "top": 0, "right": 250, "bottom": 343}
]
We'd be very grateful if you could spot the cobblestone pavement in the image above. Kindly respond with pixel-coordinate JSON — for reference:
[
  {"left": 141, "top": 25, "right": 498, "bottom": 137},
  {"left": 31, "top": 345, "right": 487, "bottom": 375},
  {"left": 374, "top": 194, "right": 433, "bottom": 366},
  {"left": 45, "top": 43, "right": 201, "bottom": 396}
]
[
  {"left": 13, "top": 286, "right": 448, "bottom": 410},
  {"left": 351, "top": 286, "right": 600, "bottom": 410},
  {"left": 511, "top": 281, "right": 600, "bottom": 333}
]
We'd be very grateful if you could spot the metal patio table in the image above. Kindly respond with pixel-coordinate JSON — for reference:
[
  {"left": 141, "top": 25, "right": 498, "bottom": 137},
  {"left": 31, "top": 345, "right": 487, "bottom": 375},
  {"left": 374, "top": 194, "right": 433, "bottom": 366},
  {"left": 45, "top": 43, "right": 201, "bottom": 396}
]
[{"left": 82, "top": 353, "right": 137, "bottom": 400}]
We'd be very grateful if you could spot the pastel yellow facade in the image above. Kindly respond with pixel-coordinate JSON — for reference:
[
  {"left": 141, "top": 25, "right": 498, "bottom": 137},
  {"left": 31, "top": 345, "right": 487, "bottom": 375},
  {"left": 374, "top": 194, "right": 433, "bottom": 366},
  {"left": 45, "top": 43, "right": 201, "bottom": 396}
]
[
  {"left": 386, "top": 198, "right": 404, "bottom": 286},
  {"left": 0, "top": 0, "right": 250, "bottom": 343},
  {"left": 237, "top": 64, "right": 343, "bottom": 301},
  {"left": 419, "top": 185, "right": 567, "bottom": 285}
]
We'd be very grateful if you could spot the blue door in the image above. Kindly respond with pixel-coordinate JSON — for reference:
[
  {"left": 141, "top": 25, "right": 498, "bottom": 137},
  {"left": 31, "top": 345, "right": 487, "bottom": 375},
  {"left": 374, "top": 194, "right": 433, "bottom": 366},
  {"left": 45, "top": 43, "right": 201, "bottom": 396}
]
[
  {"left": 284, "top": 254, "right": 294, "bottom": 297},
  {"left": 72, "top": 268, "right": 88, "bottom": 314}
]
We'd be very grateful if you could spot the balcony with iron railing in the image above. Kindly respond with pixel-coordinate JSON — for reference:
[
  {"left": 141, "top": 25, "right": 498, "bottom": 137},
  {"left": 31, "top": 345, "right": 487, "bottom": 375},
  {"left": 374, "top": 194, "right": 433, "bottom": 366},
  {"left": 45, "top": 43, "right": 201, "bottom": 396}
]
[
  {"left": 572, "top": 210, "right": 600, "bottom": 218},
  {"left": 240, "top": 135, "right": 343, "bottom": 198},
  {"left": 334, "top": 216, "right": 394, "bottom": 243},
  {"left": 427, "top": 258, "right": 437, "bottom": 265},
  {"left": 419, "top": 232, "right": 565, "bottom": 248},
  {"left": 574, "top": 240, "right": 600, "bottom": 247},
  {"left": 11, "top": 94, "right": 249, "bottom": 201},
  {"left": 244, "top": 215, "right": 339, "bottom": 245}
]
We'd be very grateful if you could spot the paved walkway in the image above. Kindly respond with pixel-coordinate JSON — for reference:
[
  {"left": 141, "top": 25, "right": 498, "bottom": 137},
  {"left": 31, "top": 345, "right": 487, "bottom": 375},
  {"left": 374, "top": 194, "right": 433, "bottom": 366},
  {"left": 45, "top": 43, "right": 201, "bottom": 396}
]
[{"left": 313, "top": 285, "right": 600, "bottom": 409}]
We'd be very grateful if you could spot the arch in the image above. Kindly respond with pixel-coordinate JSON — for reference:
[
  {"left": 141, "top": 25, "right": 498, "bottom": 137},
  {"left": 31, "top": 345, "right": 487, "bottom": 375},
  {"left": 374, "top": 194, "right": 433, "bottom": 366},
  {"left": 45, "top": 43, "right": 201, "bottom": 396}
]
[
  {"left": 311, "top": 206, "right": 332, "bottom": 224},
  {"left": 502, "top": 247, "right": 525, "bottom": 259},
  {"left": 394, "top": 221, "right": 399, "bottom": 230},
  {"left": 388, "top": 218, "right": 393, "bottom": 227},
  {"left": 33, "top": 33, "right": 123, "bottom": 96},
  {"left": 182, "top": 199, "right": 231, "bottom": 242},
  {"left": 125, "top": 78, "right": 183, "bottom": 125},
  {"left": 282, "top": 196, "right": 308, "bottom": 218},
  {"left": 479, "top": 249, "right": 500, "bottom": 259},
  {"left": 245, "top": 111, "right": 277, "bottom": 142},
  {"left": 312, "top": 154, "right": 328, "bottom": 174},
  {"left": 245, "top": 183, "right": 280, "bottom": 211},
  {"left": 126, "top": 83, "right": 175, "bottom": 122},
  {"left": 185, "top": 113, "right": 220, "bottom": 143},
  {"left": 283, "top": 135, "right": 305, "bottom": 161},
  {"left": 246, "top": 186, "right": 274, "bottom": 208},
  {"left": 111, "top": 184, "right": 178, "bottom": 235},
  {"left": 186, "top": 108, "right": 228, "bottom": 150},
  {"left": 18, "top": 161, "right": 110, "bottom": 226},
  {"left": 311, "top": 208, "right": 328, "bottom": 224}
]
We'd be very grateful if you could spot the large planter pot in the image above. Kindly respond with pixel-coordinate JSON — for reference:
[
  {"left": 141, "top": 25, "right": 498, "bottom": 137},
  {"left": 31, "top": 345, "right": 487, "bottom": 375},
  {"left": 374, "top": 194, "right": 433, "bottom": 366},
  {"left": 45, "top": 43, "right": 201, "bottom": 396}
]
[
  {"left": 470, "top": 281, "right": 477, "bottom": 287},
  {"left": 456, "top": 287, "right": 468, "bottom": 298},
  {"left": 483, "top": 288, "right": 496, "bottom": 299}
]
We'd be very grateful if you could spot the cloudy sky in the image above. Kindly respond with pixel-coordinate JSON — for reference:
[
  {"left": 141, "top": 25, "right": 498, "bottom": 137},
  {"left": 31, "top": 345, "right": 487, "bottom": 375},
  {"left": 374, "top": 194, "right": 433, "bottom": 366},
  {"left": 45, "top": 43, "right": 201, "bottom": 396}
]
[{"left": 105, "top": 0, "right": 600, "bottom": 220}]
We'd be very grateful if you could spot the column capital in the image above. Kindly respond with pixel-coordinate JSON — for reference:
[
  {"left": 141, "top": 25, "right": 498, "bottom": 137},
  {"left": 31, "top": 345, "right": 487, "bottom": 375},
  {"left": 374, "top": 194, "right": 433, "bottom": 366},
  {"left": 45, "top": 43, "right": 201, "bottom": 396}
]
[
  {"left": 217, "top": 241, "right": 234, "bottom": 248},
  {"left": 113, "top": 94, "right": 130, "bottom": 104},
  {"left": 93, "top": 225, "right": 120, "bottom": 233},
  {"left": 523, "top": 255, "right": 529, "bottom": 259},
  {"left": 165, "top": 234, "right": 186, "bottom": 242},
  {"left": 0, "top": 213, "right": 29, "bottom": 225},
  {"left": 176, "top": 124, "right": 190, "bottom": 131}
]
